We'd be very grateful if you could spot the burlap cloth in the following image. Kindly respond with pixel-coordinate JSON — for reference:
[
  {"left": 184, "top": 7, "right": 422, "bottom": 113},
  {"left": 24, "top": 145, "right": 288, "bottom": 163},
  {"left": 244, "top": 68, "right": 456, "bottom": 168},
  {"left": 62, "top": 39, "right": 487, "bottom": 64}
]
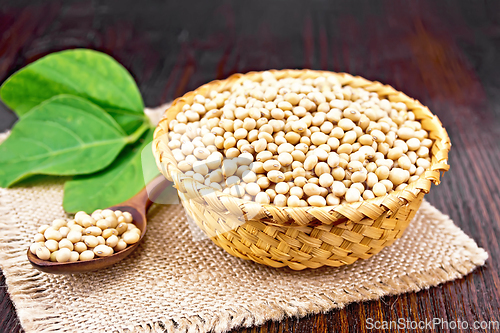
[{"left": 0, "top": 106, "right": 488, "bottom": 333}]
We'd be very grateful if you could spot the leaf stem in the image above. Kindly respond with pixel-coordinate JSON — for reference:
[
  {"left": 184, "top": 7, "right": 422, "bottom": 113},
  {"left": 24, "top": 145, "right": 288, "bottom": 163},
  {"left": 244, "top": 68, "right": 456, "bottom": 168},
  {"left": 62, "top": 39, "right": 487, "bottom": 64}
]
[{"left": 126, "top": 120, "right": 152, "bottom": 144}]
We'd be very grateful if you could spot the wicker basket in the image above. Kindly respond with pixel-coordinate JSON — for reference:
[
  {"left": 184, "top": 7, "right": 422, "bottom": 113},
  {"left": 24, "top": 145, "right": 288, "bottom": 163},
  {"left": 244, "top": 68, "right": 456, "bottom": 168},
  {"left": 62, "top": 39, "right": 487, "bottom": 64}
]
[{"left": 153, "top": 69, "right": 451, "bottom": 270}]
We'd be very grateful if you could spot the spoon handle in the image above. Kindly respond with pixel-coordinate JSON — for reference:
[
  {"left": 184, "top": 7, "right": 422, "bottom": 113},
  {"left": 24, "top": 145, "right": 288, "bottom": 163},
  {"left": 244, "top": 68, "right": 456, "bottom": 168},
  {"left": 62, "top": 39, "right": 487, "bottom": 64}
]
[{"left": 120, "top": 175, "right": 171, "bottom": 212}]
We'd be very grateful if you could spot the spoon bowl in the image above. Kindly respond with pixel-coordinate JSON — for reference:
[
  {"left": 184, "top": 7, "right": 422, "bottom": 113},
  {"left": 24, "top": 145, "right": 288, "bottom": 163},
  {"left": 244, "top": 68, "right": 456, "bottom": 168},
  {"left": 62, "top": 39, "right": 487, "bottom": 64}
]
[{"left": 27, "top": 175, "right": 168, "bottom": 274}]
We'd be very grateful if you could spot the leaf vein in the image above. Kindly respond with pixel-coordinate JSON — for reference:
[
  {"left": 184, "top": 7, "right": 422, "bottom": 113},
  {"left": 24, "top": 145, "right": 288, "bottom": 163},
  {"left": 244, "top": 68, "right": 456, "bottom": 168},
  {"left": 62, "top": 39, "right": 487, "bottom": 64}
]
[{"left": 1, "top": 139, "right": 125, "bottom": 163}]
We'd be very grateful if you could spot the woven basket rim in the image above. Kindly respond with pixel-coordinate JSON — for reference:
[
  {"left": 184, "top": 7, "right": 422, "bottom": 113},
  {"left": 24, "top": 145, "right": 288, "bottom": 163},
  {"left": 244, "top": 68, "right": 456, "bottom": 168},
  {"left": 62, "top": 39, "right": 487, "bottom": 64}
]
[{"left": 153, "top": 69, "right": 451, "bottom": 227}]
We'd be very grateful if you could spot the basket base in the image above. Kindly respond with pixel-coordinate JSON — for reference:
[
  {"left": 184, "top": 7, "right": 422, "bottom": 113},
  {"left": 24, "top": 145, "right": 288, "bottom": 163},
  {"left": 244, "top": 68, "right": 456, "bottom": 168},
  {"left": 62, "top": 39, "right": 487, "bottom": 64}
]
[{"left": 183, "top": 192, "right": 425, "bottom": 270}]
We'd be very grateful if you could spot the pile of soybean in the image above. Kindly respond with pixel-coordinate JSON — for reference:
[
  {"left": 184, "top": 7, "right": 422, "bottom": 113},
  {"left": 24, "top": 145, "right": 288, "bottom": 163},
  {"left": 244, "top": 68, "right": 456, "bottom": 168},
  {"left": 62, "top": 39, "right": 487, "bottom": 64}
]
[
  {"left": 30, "top": 209, "right": 141, "bottom": 262},
  {"left": 166, "top": 72, "right": 433, "bottom": 207}
]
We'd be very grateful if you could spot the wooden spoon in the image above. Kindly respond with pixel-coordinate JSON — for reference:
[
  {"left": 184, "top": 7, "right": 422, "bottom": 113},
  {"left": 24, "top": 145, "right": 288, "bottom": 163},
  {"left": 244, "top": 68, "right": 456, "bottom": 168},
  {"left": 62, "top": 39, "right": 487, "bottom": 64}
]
[{"left": 27, "top": 175, "right": 170, "bottom": 274}]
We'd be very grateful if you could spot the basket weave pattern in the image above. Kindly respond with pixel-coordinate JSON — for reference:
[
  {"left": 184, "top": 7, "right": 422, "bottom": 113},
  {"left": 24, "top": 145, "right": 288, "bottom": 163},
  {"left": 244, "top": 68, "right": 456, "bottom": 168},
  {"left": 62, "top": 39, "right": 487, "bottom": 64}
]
[{"left": 153, "top": 70, "right": 451, "bottom": 270}]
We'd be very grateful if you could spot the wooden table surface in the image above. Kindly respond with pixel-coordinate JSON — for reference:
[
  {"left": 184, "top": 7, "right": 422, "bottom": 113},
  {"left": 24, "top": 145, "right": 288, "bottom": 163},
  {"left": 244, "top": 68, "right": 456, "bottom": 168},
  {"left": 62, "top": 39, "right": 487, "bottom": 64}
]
[{"left": 1, "top": 1, "right": 499, "bottom": 332}]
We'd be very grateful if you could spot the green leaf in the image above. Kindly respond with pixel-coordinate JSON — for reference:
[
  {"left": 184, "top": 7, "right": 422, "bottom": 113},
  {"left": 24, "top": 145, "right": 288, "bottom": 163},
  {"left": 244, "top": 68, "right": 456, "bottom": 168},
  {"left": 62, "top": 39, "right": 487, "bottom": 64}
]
[
  {"left": 0, "top": 49, "right": 147, "bottom": 134},
  {"left": 63, "top": 129, "right": 160, "bottom": 213},
  {"left": 0, "top": 95, "right": 128, "bottom": 187}
]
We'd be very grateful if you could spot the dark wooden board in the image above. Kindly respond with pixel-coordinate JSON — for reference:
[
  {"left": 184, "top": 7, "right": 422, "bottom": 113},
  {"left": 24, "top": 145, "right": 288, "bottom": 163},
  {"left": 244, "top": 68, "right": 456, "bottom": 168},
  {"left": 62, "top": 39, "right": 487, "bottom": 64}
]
[{"left": 1, "top": 1, "right": 499, "bottom": 332}]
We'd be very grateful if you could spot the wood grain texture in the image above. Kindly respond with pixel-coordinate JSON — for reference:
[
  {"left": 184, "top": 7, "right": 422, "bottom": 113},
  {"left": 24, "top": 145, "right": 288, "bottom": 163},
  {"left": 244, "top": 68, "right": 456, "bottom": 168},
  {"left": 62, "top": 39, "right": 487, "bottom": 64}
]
[{"left": 0, "top": 0, "right": 499, "bottom": 332}]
